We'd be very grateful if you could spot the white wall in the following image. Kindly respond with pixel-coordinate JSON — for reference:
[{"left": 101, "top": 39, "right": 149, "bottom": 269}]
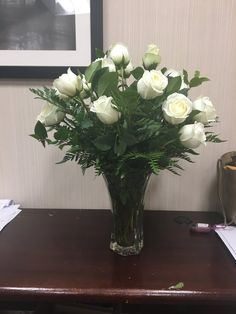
[{"left": 0, "top": 0, "right": 235, "bottom": 211}]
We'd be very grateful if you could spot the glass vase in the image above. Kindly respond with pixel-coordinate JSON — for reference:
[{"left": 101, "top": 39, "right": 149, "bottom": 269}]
[{"left": 103, "top": 171, "right": 150, "bottom": 256}]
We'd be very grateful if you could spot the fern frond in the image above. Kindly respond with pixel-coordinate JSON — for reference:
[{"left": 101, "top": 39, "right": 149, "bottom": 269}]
[
  {"left": 56, "top": 152, "right": 76, "bottom": 164},
  {"left": 206, "top": 133, "right": 224, "bottom": 143},
  {"left": 167, "top": 166, "right": 181, "bottom": 175},
  {"left": 136, "top": 118, "right": 162, "bottom": 141}
]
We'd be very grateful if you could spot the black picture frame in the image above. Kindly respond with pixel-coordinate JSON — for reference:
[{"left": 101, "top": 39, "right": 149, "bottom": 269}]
[{"left": 0, "top": 0, "right": 103, "bottom": 79}]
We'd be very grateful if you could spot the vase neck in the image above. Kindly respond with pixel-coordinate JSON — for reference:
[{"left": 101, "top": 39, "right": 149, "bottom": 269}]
[{"left": 103, "top": 171, "right": 151, "bottom": 208}]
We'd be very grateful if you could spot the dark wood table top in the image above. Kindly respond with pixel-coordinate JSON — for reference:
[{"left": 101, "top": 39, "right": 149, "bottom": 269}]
[{"left": 0, "top": 209, "right": 235, "bottom": 306}]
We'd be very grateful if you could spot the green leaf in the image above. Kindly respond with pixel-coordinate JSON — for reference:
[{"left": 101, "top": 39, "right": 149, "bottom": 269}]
[
  {"left": 137, "top": 118, "right": 162, "bottom": 141},
  {"left": 84, "top": 60, "right": 101, "bottom": 82},
  {"left": 189, "top": 77, "right": 210, "bottom": 88},
  {"left": 161, "top": 67, "right": 167, "bottom": 74},
  {"left": 131, "top": 67, "right": 144, "bottom": 80},
  {"left": 165, "top": 76, "right": 182, "bottom": 95},
  {"left": 182, "top": 69, "right": 189, "bottom": 84},
  {"left": 54, "top": 127, "right": 69, "bottom": 141},
  {"left": 168, "top": 282, "right": 184, "bottom": 290},
  {"left": 114, "top": 138, "right": 127, "bottom": 156},
  {"left": 206, "top": 133, "right": 224, "bottom": 143},
  {"left": 122, "top": 131, "right": 138, "bottom": 146},
  {"left": 95, "top": 48, "right": 105, "bottom": 58},
  {"left": 93, "top": 134, "right": 115, "bottom": 151},
  {"left": 185, "top": 110, "right": 200, "bottom": 123},
  {"left": 30, "top": 135, "right": 46, "bottom": 147},
  {"left": 186, "top": 148, "right": 200, "bottom": 156},
  {"left": 97, "top": 72, "right": 119, "bottom": 97},
  {"left": 194, "top": 70, "right": 200, "bottom": 78},
  {"left": 120, "top": 88, "right": 139, "bottom": 113},
  {"left": 56, "top": 151, "right": 77, "bottom": 164},
  {"left": 91, "top": 67, "right": 109, "bottom": 91},
  {"left": 178, "top": 88, "right": 188, "bottom": 97},
  {"left": 34, "top": 120, "right": 47, "bottom": 140},
  {"left": 81, "top": 118, "right": 93, "bottom": 129}
]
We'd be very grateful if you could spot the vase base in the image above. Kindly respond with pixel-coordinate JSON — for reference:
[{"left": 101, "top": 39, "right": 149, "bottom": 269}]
[{"left": 110, "top": 240, "right": 143, "bottom": 256}]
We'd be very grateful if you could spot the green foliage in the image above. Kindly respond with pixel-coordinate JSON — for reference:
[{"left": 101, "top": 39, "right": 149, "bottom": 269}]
[
  {"left": 93, "top": 134, "right": 115, "bottom": 151},
  {"left": 182, "top": 69, "right": 189, "bottom": 85},
  {"left": 161, "top": 67, "right": 167, "bottom": 74},
  {"left": 189, "top": 70, "right": 210, "bottom": 88},
  {"left": 54, "top": 126, "right": 70, "bottom": 141},
  {"left": 120, "top": 152, "right": 164, "bottom": 175},
  {"left": 34, "top": 120, "right": 47, "bottom": 139},
  {"left": 136, "top": 118, "right": 162, "bottom": 141},
  {"left": 168, "top": 282, "right": 184, "bottom": 290},
  {"left": 31, "top": 121, "right": 47, "bottom": 146},
  {"left": 206, "top": 132, "right": 225, "bottom": 143},
  {"left": 85, "top": 60, "right": 101, "bottom": 82},
  {"left": 165, "top": 76, "right": 182, "bottom": 95},
  {"left": 96, "top": 71, "right": 119, "bottom": 97},
  {"left": 131, "top": 67, "right": 144, "bottom": 80},
  {"left": 95, "top": 48, "right": 105, "bottom": 58},
  {"left": 30, "top": 46, "right": 222, "bottom": 179}
]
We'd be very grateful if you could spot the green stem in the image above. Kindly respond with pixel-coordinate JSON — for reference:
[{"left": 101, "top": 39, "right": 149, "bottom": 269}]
[
  {"left": 75, "top": 95, "right": 90, "bottom": 114},
  {"left": 104, "top": 170, "right": 150, "bottom": 255},
  {"left": 120, "top": 66, "right": 126, "bottom": 91}
]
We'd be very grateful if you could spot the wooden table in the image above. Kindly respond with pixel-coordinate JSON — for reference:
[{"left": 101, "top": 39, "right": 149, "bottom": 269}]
[{"left": 0, "top": 209, "right": 235, "bottom": 313}]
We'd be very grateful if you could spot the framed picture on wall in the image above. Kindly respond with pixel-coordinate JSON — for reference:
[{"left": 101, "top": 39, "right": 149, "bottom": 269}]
[{"left": 0, "top": 0, "right": 103, "bottom": 79}]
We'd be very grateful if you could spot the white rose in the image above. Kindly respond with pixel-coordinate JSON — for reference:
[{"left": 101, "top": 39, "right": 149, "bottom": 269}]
[
  {"left": 53, "top": 87, "right": 68, "bottom": 100},
  {"left": 179, "top": 122, "right": 206, "bottom": 149},
  {"left": 162, "top": 93, "right": 192, "bottom": 125},
  {"left": 90, "top": 96, "right": 120, "bottom": 124},
  {"left": 165, "top": 68, "right": 189, "bottom": 90},
  {"left": 192, "top": 96, "right": 217, "bottom": 124},
  {"left": 137, "top": 70, "right": 168, "bottom": 99},
  {"left": 53, "top": 68, "right": 83, "bottom": 97},
  {"left": 108, "top": 43, "right": 130, "bottom": 66},
  {"left": 142, "top": 44, "right": 161, "bottom": 70},
  {"left": 37, "top": 102, "right": 65, "bottom": 126}
]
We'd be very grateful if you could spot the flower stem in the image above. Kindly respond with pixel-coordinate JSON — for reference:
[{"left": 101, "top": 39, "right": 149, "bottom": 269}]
[
  {"left": 120, "top": 66, "right": 126, "bottom": 91},
  {"left": 75, "top": 95, "right": 90, "bottom": 114}
]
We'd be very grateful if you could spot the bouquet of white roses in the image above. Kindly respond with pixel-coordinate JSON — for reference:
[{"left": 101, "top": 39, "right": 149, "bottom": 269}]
[{"left": 31, "top": 43, "right": 221, "bottom": 177}]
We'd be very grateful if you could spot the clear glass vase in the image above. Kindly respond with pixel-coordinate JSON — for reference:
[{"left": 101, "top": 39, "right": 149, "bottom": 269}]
[{"left": 103, "top": 171, "right": 150, "bottom": 256}]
